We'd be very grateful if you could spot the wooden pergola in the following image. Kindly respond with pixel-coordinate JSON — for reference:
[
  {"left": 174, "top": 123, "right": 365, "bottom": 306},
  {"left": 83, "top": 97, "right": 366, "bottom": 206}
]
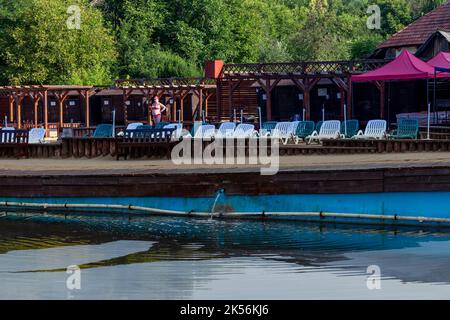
[
  {"left": 0, "top": 85, "right": 94, "bottom": 134},
  {"left": 218, "top": 59, "right": 391, "bottom": 121},
  {"left": 115, "top": 78, "right": 216, "bottom": 124}
]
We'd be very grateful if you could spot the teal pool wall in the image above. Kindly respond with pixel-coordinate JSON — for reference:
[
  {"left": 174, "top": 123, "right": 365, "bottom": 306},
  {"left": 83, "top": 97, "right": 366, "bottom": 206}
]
[{"left": 1, "top": 191, "right": 450, "bottom": 218}]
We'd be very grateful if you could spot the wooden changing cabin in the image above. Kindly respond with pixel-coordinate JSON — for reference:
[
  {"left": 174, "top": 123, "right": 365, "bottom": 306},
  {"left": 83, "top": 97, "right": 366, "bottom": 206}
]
[{"left": 0, "top": 85, "right": 94, "bottom": 135}]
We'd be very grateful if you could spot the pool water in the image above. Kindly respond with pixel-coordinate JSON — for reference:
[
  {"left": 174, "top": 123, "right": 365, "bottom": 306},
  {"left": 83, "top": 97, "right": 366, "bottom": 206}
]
[{"left": 1, "top": 211, "right": 450, "bottom": 299}]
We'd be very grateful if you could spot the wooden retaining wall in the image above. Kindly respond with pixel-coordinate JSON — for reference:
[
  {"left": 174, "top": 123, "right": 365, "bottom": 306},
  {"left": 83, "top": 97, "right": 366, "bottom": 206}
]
[
  {"left": 321, "top": 139, "right": 450, "bottom": 154},
  {"left": 0, "top": 138, "right": 450, "bottom": 159},
  {"left": 0, "top": 166, "right": 449, "bottom": 198}
]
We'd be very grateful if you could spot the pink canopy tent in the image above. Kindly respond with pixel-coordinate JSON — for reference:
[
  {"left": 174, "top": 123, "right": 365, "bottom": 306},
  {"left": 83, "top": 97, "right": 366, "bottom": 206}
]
[
  {"left": 428, "top": 52, "right": 450, "bottom": 70},
  {"left": 352, "top": 50, "right": 448, "bottom": 82},
  {"left": 352, "top": 50, "right": 450, "bottom": 139}
]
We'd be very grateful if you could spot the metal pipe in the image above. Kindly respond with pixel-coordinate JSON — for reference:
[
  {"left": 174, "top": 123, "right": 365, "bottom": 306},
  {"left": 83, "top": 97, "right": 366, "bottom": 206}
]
[
  {"left": 1, "top": 201, "right": 450, "bottom": 224},
  {"left": 322, "top": 104, "right": 325, "bottom": 122},
  {"left": 257, "top": 106, "right": 262, "bottom": 133},
  {"left": 112, "top": 108, "right": 116, "bottom": 137},
  {"left": 427, "top": 78, "right": 431, "bottom": 140},
  {"left": 344, "top": 104, "right": 347, "bottom": 137}
]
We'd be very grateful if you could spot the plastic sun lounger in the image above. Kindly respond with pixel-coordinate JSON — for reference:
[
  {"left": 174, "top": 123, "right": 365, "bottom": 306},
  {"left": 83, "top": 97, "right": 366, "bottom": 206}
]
[
  {"left": 155, "top": 122, "right": 170, "bottom": 129},
  {"left": 163, "top": 123, "right": 183, "bottom": 140},
  {"left": 271, "top": 122, "right": 299, "bottom": 145},
  {"left": 137, "top": 125, "right": 153, "bottom": 130},
  {"left": 294, "top": 121, "right": 315, "bottom": 144},
  {"left": 126, "top": 123, "right": 144, "bottom": 131},
  {"left": 193, "top": 124, "right": 216, "bottom": 139},
  {"left": 28, "top": 128, "right": 46, "bottom": 144},
  {"left": 306, "top": 120, "right": 341, "bottom": 144},
  {"left": 92, "top": 124, "right": 113, "bottom": 138},
  {"left": 215, "top": 122, "right": 236, "bottom": 138},
  {"left": 125, "top": 122, "right": 144, "bottom": 138},
  {"left": 389, "top": 119, "right": 419, "bottom": 140},
  {"left": 340, "top": 120, "right": 359, "bottom": 139},
  {"left": 353, "top": 120, "right": 387, "bottom": 140},
  {"left": 233, "top": 124, "right": 256, "bottom": 138},
  {"left": 259, "top": 121, "right": 278, "bottom": 137},
  {"left": 1, "top": 127, "right": 15, "bottom": 143}
]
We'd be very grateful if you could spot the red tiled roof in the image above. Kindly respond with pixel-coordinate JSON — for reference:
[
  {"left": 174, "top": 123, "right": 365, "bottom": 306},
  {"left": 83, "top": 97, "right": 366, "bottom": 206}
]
[{"left": 378, "top": 1, "right": 450, "bottom": 49}]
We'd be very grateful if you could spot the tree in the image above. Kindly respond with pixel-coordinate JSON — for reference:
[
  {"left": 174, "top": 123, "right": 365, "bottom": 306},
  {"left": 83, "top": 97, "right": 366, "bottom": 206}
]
[
  {"left": 0, "top": 0, "right": 117, "bottom": 85},
  {"left": 291, "top": 0, "right": 353, "bottom": 60}
]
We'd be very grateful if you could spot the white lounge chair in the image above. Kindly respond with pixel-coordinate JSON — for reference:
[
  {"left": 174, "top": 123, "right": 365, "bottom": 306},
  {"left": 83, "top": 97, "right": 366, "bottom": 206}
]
[
  {"left": 193, "top": 124, "right": 216, "bottom": 139},
  {"left": 163, "top": 123, "right": 183, "bottom": 140},
  {"left": 306, "top": 120, "right": 341, "bottom": 144},
  {"left": 353, "top": 120, "right": 387, "bottom": 140},
  {"left": 270, "top": 122, "right": 299, "bottom": 145},
  {"left": 126, "top": 123, "right": 144, "bottom": 131},
  {"left": 124, "top": 122, "right": 144, "bottom": 138},
  {"left": 1, "top": 127, "right": 15, "bottom": 143},
  {"left": 215, "top": 122, "right": 236, "bottom": 138},
  {"left": 28, "top": 128, "right": 46, "bottom": 144},
  {"left": 233, "top": 124, "right": 256, "bottom": 138}
]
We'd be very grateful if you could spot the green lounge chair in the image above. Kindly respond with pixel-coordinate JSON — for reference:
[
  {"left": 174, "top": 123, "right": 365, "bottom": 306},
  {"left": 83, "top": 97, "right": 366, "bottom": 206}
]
[
  {"left": 259, "top": 121, "right": 278, "bottom": 136},
  {"left": 294, "top": 121, "right": 315, "bottom": 144},
  {"left": 340, "top": 120, "right": 359, "bottom": 138},
  {"left": 190, "top": 122, "right": 209, "bottom": 136},
  {"left": 155, "top": 122, "right": 170, "bottom": 129},
  {"left": 92, "top": 124, "right": 113, "bottom": 138},
  {"left": 389, "top": 119, "right": 419, "bottom": 139},
  {"left": 134, "top": 125, "right": 153, "bottom": 138},
  {"left": 137, "top": 125, "right": 153, "bottom": 130}
]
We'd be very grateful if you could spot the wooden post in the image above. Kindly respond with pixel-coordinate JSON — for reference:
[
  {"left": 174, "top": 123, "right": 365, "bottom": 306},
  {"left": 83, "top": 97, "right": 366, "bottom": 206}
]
[
  {"left": 59, "top": 100, "right": 64, "bottom": 128},
  {"left": 199, "top": 88, "right": 203, "bottom": 121},
  {"left": 34, "top": 98, "right": 39, "bottom": 128},
  {"left": 180, "top": 93, "right": 185, "bottom": 122},
  {"left": 17, "top": 96, "right": 23, "bottom": 129},
  {"left": 304, "top": 89, "right": 310, "bottom": 120},
  {"left": 216, "top": 81, "right": 221, "bottom": 122},
  {"left": 123, "top": 89, "right": 132, "bottom": 125},
  {"left": 56, "top": 92, "right": 70, "bottom": 130},
  {"left": 147, "top": 91, "right": 152, "bottom": 125},
  {"left": 8, "top": 95, "right": 14, "bottom": 122},
  {"left": 228, "top": 80, "right": 233, "bottom": 119},
  {"left": 85, "top": 90, "right": 90, "bottom": 128},
  {"left": 266, "top": 78, "right": 272, "bottom": 120},
  {"left": 205, "top": 95, "right": 209, "bottom": 118},
  {"left": 375, "top": 81, "right": 385, "bottom": 119},
  {"left": 347, "top": 77, "right": 353, "bottom": 118},
  {"left": 173, "top": 96, "right": 177, "bottom": 122},
  {"left": 44, "top": 91, "right": 48, "bottom": 136},
  {"left": 340, "top": 89, "right": 346, "bottom": 119},
  {"left": 380, "top": 83, "right": 385, "bottom": 120}
]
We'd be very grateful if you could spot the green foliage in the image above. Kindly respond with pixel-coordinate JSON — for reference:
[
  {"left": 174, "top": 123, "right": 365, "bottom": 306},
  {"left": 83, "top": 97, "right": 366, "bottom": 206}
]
[
  {"left": 0, "top": 0, "right": 116, "bottom": 85},
  {"left": 0, "top": 0, "right": 447, "bottom": 84}
]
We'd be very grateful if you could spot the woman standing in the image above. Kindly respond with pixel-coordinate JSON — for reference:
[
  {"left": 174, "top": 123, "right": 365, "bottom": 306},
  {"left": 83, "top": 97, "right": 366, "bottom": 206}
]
[{"left": 151, "top": 96, "right": 167, "bottom": 124}]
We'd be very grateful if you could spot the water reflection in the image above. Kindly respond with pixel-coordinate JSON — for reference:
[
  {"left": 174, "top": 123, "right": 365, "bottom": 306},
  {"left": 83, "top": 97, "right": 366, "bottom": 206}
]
[{"left": 1, "top": 211, "right": 450, "bottom": 299}]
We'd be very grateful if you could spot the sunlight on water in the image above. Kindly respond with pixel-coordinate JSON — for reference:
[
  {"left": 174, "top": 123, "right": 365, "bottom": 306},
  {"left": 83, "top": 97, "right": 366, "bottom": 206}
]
[{"left": 1, "top": 211, "right": 450, "bottom": 299}]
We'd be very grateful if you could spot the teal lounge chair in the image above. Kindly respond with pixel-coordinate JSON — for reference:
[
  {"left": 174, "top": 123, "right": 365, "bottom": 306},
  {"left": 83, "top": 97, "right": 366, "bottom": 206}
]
[
  {"left": 155, "top": 122, "right": 170, "bottom": 129},
  {"left": 259, "top": 121, "right": 278, "bottom": 136},
  {"left": 389, "top": 119, "right": 419, "bottom": 139},
  {"left": 294, "top": 121, "right": 315, "bottom": 144},
  {"left": 92, "top": 124, "right": 113, "bottom": 138},
  {"left": 340, "top": 120, "right": 359, "bottom": 138},
  {"left": 137, "top": 125, "right": 153, "bottom": 130},
  {"left": 190, "top": 122, "right": 209, "bottom": 136}
]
